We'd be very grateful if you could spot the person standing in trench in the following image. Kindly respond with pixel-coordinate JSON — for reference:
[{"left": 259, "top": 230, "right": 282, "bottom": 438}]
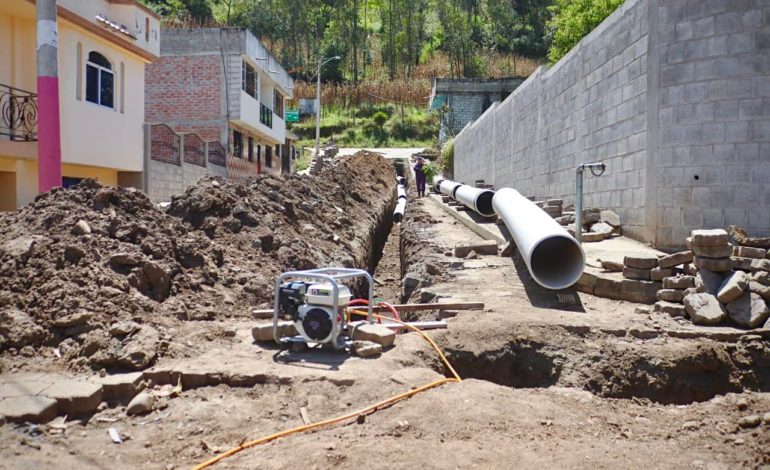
[{"left": 414, "top": 157, "right": 426, "bottom": 197}]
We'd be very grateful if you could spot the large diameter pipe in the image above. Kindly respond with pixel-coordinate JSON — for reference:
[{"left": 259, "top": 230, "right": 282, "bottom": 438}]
[
  {"left": 434, "top": 177, "right": 445, "bottom": 193},
  {"left": 397, "top": 185, "right": 406, "bottom": 200},
  {"left": 439, "top": 179, "right": 462, "bottom": 199},
  {"left": 454, "top": 185, "right": 495, "bottom": 217},
  {"left": 393, "top": 198, "right": 406, "bottom": 223},
  {"left": 493, "top": 188, "right": 585, "bottom": 290}
]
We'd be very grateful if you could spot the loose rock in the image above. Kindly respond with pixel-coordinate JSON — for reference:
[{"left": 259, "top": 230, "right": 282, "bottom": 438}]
[
  {"left": 695, "top": 270, "right": 725, "bottom": 295},
  {"left": 599, "top": 259, "right": 623, "bottom": 272},
  {"left": 737, "top": 415, "right": 761, "bottom": 428},
  {"left": 623, "top": 266, "right": 651, "bottom": 280},
  {"left": 692, "top": 245, "right": 733, "bottom": 258},
  {"left": 684, "top": 293, "right": 727, "bottom": 325},
  {"left": 725, "top": 292, "right": 770, "bottom": 328},
  {"left": 72, "top": 220, "right": 92, "bottom": 235},
  {"left": 351, "top": 341, "right": 382, "bottom": 358},
  {"left": 716, "top": 271, "right": 749, "bottom": 303},
  {"left": 658, "top": 251, "right": 693, "bottom": 269},
  {"left": 126, "top": 392, "right": 155, "bottom": 416},
  {"left": 663, "top": 275, "right": 695, "bottom": 290},
  {"left": 657, "top": 289, "right": 684, "bottom": 303},
  {"left": 691, "top": 229, "right": 728, "bottom": 247},
  {"left": 624, "top": 256, "right": 659, "bottom": 269},
  {"left": 650, "top": 267, "right": 674, "bottom": 281},
  {"left": 733, "top": 246, "right": 767, "bottom": 259},
  {"left": 352, "top": 323, "right": 396, "bottom": 348},
  {"left": 694, "top": 256, "right": 732, "bottom": 272}
]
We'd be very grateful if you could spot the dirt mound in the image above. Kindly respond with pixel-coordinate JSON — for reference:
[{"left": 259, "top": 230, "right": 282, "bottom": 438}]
[{"left": 0, "top": 152, "right": 395, "bottom": 371}]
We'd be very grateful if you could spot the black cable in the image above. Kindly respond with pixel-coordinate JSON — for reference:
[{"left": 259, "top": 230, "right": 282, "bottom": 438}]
[{"left": 589, "top": 164, "right": 606, "bottom": 177}]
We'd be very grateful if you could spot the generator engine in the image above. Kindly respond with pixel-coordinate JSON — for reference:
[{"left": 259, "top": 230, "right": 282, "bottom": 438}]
[{"left": 278, "top": 280, "right": 352, "bottom": 344}]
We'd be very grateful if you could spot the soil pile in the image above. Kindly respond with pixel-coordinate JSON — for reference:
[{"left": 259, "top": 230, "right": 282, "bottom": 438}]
[{"left": 0, "top": 151, "right": 395, "bottom": 371}]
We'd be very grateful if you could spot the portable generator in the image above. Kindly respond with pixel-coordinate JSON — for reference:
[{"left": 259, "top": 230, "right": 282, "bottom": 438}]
[{"left": 272, "top": 268, "right": 374, "bottom": 350}]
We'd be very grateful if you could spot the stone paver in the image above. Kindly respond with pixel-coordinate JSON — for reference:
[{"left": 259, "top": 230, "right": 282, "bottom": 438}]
[
  {"left": 0, "top": 396, "right": 57, "bottom": 423},
  {"left": 90, "top": 372, "right": 144, "bottom": 400},
  {"left": 43, "top": 381, "right": 103, "bottom": 414},
  {"left": 0, "top": 378, "right": 52, "bottom": 399}
]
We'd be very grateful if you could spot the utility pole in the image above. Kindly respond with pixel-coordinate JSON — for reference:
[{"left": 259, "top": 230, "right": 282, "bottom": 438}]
[
  {"left": 314, "top": 56, "right": 341, "bottom": 158},
  {"left": 36, "top": 0, "right": 62, "bottom": 193}
]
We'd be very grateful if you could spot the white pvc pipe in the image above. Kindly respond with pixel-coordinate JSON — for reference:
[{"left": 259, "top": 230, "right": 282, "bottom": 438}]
[
  {"left": 397, "top": 185, "right": 406, "bottom": 200},
  {"left": 492, "top": 188, "right": 585, "bottom": 290},
  {"left": 439, "top": 180, "right": 462, "bottom": 199},
  {"left": 454, "top": 185, "right": 495, "bottom": 217},
  {"left": 393, "top": 198, "right": 406, "bottom": 223},
  {"left": 434, "top": 177, "right": 445, "bottom": 192}
]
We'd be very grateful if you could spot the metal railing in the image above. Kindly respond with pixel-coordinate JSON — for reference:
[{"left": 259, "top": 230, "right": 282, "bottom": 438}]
[
  {"left": 148, "top": 123, "right": 226, "bottom": 167},
  {"left": 260, "top": 103, "right": 272, "bottom": 129},
  {"left": 183, "top": 132, "right": 206, "bottom": 167},
  {"left": 0, "top": 84, "right": 38, "bottom": 141}
]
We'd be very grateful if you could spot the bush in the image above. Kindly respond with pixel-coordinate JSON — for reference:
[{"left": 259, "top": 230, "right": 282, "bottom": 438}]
[
  {"left": 421, "top": 161, "right": 440, "bottom": 185},
  {"left": 547, "top": 0, "right": 625, "bottom": 64},
  {"left": 441, "top": 137, "right": 455, "bottom": 178},
  {"left": 372, "top": 111, "right": 389, "bottom": 126}
]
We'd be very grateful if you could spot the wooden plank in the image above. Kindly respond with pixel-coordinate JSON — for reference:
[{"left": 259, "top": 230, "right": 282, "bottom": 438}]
[{"left": 251, "top": 302, "right": 484, "bottom": 318}]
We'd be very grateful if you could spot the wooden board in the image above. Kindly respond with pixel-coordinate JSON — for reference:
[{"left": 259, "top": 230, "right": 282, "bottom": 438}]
[{"left": 251, "top": 302, "right": 484, "bottom": 318}]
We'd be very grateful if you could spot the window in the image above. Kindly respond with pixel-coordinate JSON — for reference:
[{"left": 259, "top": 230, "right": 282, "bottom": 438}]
[
  {"left": 62, "top": 177, "right": 85, "bottom": 189},
  {"left": 233, "top": 130, "right": 243, "bottom": 159},
  {"left": 274, "top": 90, "right": 284, "bottom": 118},
  {"left": 248, "top": 137, "right": 254, "bottom": 162},
  {"left": 85, "top": 51, "right": 114, "bottom": 108},
  {"left": 242, "top": 61, "right": 257, "bottom": 99},
  {"left": 265, "top": 145, "right": 272, "bottom": 167}
]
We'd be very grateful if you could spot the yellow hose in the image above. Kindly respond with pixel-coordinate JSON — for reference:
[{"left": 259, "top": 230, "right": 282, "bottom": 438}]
[{"left": 191, "top": 308, "right": 460, "bottom": 470}]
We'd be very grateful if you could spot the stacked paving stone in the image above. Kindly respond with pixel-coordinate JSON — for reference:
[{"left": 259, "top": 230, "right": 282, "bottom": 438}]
[
  {"left": 653, "top": 229, "right": 770, "bottom": 329},
  {"left": 535, "top": 199, "right": 563, "bottom": 218},
  {"left": 613, "top": 255, "right": 662, "bottom": 304},
  {"left": 652, "top": 249, "right": 694, "bottom": 317}
]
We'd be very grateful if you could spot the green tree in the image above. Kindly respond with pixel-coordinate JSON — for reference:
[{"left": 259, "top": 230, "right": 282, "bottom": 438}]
[{"left": 547, "top": 0, "right": 624, "bottom": 63}]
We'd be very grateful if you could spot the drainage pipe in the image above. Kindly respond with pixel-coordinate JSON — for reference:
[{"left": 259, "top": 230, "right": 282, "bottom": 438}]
[
  {"left": 393, "top": 198, "right": 406, "bottom": 223},
  {"left": 454, "top": 185, "right": 496, "bottom": 217},
  {"left": 439, "top": 179, "right": 462, "bottom": 199},
  {"left": 434, "top": 177, "right": 445, "bottom": 193},
  {"left": 492, "top": 188, "right": 585, "bottom": 290},
  {"left": 397, "top": 185, "right": 406, "bottom": 200}
]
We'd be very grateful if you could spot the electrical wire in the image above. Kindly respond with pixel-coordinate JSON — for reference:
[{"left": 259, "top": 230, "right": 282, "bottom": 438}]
[{"left": 191, "top": 305, "right": 460, "bottom": 470}]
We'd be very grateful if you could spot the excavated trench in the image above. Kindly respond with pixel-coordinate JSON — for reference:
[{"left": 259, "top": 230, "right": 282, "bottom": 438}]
[
  {"left": 439, "top": 327, "right": 770, "bottom": 405},
  {"left": 385, "top": 169, "right": 770, "bottom": 406}
]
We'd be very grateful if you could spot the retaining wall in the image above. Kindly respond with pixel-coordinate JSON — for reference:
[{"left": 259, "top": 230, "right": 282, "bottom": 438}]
[{"left": 453, "top": 0, "right": 770, "bottom": 248}]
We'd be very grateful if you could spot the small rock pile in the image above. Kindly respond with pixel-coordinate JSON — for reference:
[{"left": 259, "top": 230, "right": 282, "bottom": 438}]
[
  {"left": 555, "top": 208, "right": 622, "bottom": 242},
  {"left": 653, "top": 229, "right": 770, "bottom": 329}
]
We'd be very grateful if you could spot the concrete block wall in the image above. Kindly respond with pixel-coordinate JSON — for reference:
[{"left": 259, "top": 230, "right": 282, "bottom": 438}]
[
  {"left": 453, "top": 0, "right": 770, "bottom": 247},
  {"left": 652, "top": 0, "right": 770, "bottom": 246},
  {"left": 147, "top": 159, "right": 184, "bottom": 202},
  {"left": 147, "top": 158, "right": 227, "bottom": 203}
]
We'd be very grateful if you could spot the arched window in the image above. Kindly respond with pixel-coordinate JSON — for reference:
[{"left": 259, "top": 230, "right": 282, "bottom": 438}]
[{"left": 85, "top": 51, "right": 114, "bottom": 108}]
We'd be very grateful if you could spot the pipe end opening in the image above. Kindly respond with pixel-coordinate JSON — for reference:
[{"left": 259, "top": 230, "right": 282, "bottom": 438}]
[
  {"left": 530, "top": 236, "right": 585, "bottom": 290},
  {"left": 476, "top": 191, "right": 495, "bottom": 217}
]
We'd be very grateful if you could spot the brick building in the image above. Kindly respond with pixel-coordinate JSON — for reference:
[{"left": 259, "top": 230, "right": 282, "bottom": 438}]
[{"left": 145, "top": 27, "right": 293, "bottom": 183}]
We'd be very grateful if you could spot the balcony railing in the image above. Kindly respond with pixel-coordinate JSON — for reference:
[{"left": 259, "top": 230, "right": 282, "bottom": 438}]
[
  {"left": 260, "top": 103, "right": 272, "bottom": 129},
  {"left": 1, "top": 84, "right": 38, "bottom": 141}
]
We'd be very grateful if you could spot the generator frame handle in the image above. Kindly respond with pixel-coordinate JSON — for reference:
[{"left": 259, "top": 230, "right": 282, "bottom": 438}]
[{"left": 272, "top": 268, "right": 375, "bottom": 347}]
